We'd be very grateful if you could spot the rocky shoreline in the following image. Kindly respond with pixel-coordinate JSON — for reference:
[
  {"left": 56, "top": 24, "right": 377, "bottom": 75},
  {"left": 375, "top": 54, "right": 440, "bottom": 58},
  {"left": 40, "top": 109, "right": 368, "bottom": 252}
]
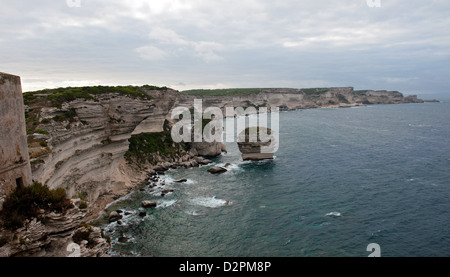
[
  {"left": 0, "top": 204, "right": 110, "bottom": 257},
  {"left": 2, "top": 85, "right": 425, "bottom": 257}
]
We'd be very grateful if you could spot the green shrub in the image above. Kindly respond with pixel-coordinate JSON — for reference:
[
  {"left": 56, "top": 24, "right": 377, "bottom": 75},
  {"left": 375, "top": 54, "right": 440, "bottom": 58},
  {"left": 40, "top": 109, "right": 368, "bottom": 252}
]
[
  {"left": 181, "top": 88, "right": 261, "bottom": 96},
  {"left": 142, "top": 85, "right": 168, "bottom": 91},
  {"left": 301, "top": 88, "right": 329, "bottom": 95},
  {"left": 125, "top": 131, "right": 187, "bottom": 163},
  {"left": 35, "top": 129, "right": 49, "bottom": 135},
  {"left": 337, "top": 94, "right": 350, "bottom": 104},
  {"left": 127, "top": 132, "right": 172, "bottom": 155},
  {"left": 79, "top": 200, "right": 88, "bottom": 209},
  {"left": 52, "top": 108, "right": 77, "bottom": 123},
  {"left": 0, "top": 181, "right": 73, "bottom": 230},
  {"left": 26, "top": 86, "right": 153, "bottom": 108},
  {"left": 23, "top": 92, "right": 38, "bottom": 105},
  {"left": 101, "top": 137, "right": 112, "bottom": 145}
]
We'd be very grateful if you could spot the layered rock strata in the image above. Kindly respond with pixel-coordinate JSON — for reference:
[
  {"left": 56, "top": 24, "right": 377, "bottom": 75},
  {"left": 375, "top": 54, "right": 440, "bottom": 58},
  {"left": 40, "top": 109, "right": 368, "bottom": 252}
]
[
  {"left": 25, "top": 86, "right": 424, "bottom": 218},
  {"left": 237, "top": 127, "right": 275, "bottom": 161},
  {"left": 0, "top": 203, "right": 109, "bottom": 257},
  {"left": 5, "top": 85, "right": 423, "bottom": 257}
]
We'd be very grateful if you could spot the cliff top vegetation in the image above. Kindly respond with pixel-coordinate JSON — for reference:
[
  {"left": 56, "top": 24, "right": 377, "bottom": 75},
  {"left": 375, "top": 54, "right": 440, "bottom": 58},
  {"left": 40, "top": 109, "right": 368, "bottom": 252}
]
[
  {"left": 23, "top": 85, "right": 169, "bottom": 108},
  {"left": 180, "top": 87, "right": 337, "bottom": 96}
]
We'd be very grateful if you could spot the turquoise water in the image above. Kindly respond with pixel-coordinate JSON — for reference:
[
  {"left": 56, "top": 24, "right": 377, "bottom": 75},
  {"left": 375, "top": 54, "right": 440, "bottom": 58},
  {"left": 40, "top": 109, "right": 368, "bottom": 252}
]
[{"left": 97, "top": 102, "right": 450, "bottom": 257}]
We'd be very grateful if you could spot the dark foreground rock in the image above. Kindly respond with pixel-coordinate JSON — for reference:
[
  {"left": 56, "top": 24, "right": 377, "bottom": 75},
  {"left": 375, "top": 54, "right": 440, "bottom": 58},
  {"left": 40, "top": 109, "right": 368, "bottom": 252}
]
[
  {"left": 141, "top": 201, "right": 157, "bottom": 208},
  {"left": 138, "top": 211, "right": 147, "bottom": 217},
  {"left": 207, "top": 166, "right": 228, "bottom": 174},
  {"left": 109, "top": 211, "right": 123, "bottom": 223},
  {"left": 0, "top": 205, "right": 110, "bottom": 257}
]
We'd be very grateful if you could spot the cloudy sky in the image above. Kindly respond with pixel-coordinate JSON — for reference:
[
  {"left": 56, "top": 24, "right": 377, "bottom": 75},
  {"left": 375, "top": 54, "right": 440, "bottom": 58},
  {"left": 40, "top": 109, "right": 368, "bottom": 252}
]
[{"left": 1, "top": 0, "right": 449, "bottom": 98}]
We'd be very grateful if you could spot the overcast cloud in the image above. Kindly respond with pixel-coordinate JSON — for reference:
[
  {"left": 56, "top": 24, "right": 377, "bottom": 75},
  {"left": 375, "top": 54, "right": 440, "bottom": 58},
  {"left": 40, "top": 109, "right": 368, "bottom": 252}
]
[{"left": 1, "top": 0, "right": 449, "bottom": 98}]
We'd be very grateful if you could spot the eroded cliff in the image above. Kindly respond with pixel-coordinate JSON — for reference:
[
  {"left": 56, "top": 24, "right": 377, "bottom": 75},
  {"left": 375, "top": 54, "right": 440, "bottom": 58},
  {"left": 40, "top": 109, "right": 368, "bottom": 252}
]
[
  {"left": 177, "top": 87, "right": 424, "bottom": 113},
  {"left": 23, "top": 86, "right": 423, "bottom": 221}
]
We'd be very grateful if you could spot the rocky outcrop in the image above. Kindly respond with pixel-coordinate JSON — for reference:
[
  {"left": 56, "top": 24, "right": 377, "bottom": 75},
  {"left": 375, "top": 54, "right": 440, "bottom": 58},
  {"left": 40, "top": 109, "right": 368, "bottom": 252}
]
[
  {"left": 237, "top": 127, "right": 275, "bottom": 161},
  {"left": 0, "top": 204, "right": 110, "bottom": 257},
  {"left": 207, "top": 166, "right": 228, "bottom": 174},
  {"left": 108, "top": 211, "right": 122, "bottom": 223},
  {"left": 141, "top": 201, "right": 157, "bottom": 208},
  {"left": 190, "top": 141, "right": 226, "bottom": 157}
]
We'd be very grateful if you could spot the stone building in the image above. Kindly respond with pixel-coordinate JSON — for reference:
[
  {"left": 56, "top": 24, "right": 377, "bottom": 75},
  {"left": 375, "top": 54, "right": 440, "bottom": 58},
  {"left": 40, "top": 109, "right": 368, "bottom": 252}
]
[{"left": 0, "top": 72, "right": 32, "bottom": 209}]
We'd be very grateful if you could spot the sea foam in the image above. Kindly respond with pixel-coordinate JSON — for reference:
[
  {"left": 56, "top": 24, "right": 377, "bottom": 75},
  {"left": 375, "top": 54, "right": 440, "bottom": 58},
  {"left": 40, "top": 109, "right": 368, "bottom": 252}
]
[
  {"left": 190, "top": 196, "right": 231, "bottom": 208},
  {"left": 325, "top": 212, "right": 341, "bottom": 217}
]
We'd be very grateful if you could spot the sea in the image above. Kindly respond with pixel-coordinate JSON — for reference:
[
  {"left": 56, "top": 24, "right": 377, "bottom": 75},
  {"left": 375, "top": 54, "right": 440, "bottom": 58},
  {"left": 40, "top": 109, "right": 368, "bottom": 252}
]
[{"left": 94, "top": 101, "right": 450, "bottom": 257}]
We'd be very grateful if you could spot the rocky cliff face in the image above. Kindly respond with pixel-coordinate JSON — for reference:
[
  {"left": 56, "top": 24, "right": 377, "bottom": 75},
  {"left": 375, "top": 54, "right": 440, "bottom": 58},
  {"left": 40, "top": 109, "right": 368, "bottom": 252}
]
[
  {"left": 8, "top": 85, "right": 422, "bottom": 257},
  {"left": 176, "top": 87, "right": 423, "bottom": 114},
  {"left": 24, "top": 88, "right": 226, "bottom": 221},
  {"left": 25, "top": 89, "right": 181, "bottom": 218},
  {"left": 24, "top": 86, "right": 422, "bottom": 220},
  {"left": 0, "top": 203, "right": 110, "bottom": 257}
]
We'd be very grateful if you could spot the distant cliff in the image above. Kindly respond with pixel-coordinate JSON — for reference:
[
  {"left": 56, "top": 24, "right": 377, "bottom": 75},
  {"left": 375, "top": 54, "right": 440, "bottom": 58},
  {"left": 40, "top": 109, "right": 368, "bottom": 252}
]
[
  {"left": 177, "top": 87, "right": 424, "bottom": 112},
  {"left": 22, "top": 85, "right": 423, "bottom": 220}
]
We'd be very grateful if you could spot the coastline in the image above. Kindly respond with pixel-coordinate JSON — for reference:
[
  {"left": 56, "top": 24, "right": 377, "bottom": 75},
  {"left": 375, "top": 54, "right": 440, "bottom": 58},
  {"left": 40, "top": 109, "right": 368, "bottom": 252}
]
[
  {"left": 1, "top": 85, "right": 428, "bottom": 256},
  {"left": 85, "top": 99, "right": 429, "bottom": 223},
  {"left": 93, "top": 101, "right": 449, "bottom": 257}
]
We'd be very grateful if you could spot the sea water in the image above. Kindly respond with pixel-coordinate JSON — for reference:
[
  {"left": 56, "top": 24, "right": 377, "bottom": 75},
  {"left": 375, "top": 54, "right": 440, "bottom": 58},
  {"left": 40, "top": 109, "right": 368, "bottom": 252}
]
[{"left": 97, "top": 102, "right": 450, "bottom": 257}]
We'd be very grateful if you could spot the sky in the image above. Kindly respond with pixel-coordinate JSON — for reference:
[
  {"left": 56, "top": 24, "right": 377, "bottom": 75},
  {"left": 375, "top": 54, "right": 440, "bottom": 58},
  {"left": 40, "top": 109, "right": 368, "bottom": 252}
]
[{"left": 1, "top": 0, "right": 449, "bottom": 99}]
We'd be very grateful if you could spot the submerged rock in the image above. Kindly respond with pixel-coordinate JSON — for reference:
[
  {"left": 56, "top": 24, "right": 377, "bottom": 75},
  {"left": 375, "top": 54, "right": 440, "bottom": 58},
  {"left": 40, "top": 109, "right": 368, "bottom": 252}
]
[
  {"left": 207, "top": 166, "right": 228, "bottom": 174},
  {"left": 174, "top": 179, "right": 187, "bottom": 183},
  {"left": 161, "top": 189, "right": 174, "bottom": 197},
  {"left": 138, "top": 211, "right": 147, "bottom": 217},
  {"left": 118, "top": 236, "right": 129, "bottom": 243},
  {"left": 141, "top": 201, "right": 157, "bottom": 208}
]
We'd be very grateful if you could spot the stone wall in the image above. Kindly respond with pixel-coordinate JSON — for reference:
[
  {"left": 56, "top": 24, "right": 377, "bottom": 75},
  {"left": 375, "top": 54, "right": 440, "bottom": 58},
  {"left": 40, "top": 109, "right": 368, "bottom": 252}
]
[{"left": 0, "top": 73, "right": 32, "bottom": 209}]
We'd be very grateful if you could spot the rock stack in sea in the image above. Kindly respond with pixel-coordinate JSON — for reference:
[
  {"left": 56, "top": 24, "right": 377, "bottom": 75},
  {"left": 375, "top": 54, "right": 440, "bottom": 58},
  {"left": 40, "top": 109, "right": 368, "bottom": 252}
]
[{"left": 237, "top": 127, "right": 275, "bottom": 161}]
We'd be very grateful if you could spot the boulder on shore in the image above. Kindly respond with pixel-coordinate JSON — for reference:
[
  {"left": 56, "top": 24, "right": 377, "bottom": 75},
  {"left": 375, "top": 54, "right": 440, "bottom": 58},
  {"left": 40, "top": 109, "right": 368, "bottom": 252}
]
[
  {"left": 193, "top": 156, "right": 213, "bottom": 165},
  {"left": 141, "top": 201, "right": 157, "bottom": 208},
  {"left": 109, "top": 211, "right": 123, "bottom": 223},
  {"left": 207, "top": 166, "right": 228, "bottom": 174}
]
